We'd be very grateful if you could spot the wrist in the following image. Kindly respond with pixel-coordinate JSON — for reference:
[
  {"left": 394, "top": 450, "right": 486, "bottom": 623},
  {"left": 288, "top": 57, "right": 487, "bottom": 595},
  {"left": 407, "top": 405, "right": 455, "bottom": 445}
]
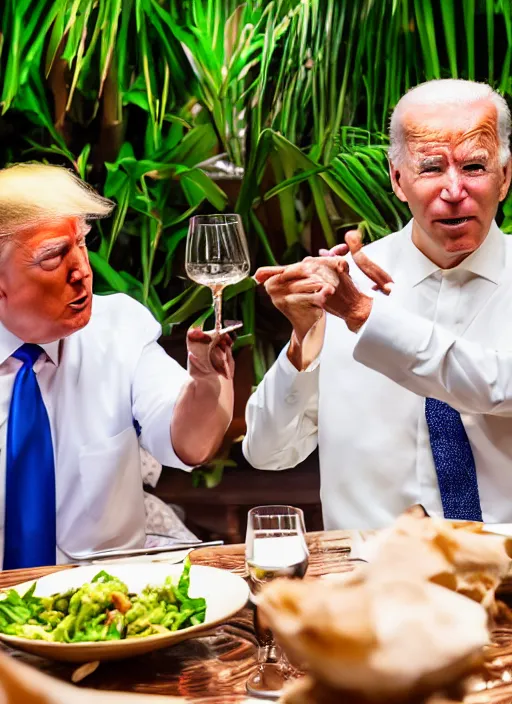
[
  {"left": 287, "top": 330, "right": 304, "bottom": 371},
  {"left": 287, "top": 317, "right": 325, "bottom": 371},
  {"left": 345, "top": 295, "right": 373, "bottom": 332}
]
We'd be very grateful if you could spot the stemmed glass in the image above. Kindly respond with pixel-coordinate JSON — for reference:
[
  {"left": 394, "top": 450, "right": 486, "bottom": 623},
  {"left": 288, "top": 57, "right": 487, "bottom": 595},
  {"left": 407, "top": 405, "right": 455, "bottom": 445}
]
[
  {"left": 245, "top": 505, "right": 309, "bottom": 700},
  {"left": 185, "top": 214, "right": 250, "bottom": 334}
]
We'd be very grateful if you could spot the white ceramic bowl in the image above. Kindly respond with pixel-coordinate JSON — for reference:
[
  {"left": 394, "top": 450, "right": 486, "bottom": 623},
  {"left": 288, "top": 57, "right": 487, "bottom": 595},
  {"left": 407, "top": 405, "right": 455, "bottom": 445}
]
[{"left": 0, "top": 563, "right": 249, "bottom": 662}]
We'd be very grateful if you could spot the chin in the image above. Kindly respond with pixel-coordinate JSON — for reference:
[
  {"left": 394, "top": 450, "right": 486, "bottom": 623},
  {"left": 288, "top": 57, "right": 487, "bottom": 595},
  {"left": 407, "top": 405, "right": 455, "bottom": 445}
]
[
  {"left": 444, "top": 236, "right": 482, "bottom": 254},
  {"left": 61, "top": 308, "right": 92, "bottom": 337}
]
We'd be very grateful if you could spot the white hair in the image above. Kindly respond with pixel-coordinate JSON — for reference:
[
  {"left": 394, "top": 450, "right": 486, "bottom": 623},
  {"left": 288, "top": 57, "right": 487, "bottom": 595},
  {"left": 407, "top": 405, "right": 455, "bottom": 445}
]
[
  {"left": 389, "top": 79, "right": 511, "bottom": 166},
  {"left": 0, "top": 163, "right": 114, "bottom": 238}
]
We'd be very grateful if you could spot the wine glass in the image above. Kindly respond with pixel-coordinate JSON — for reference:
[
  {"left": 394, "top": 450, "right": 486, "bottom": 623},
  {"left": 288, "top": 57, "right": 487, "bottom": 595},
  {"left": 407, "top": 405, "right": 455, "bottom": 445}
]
[
  {"left": 185, "top": 214, "right": 250, "bottom": 334},
  {"left": 245, "top": 505, "right": 309, "bottom": 700}
]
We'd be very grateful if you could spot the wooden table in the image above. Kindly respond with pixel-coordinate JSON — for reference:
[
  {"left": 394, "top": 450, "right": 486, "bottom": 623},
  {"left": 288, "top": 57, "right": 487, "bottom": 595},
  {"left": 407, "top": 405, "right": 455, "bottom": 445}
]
[{"left": 0, "top": 531, "right": 512, "bottom": 703}]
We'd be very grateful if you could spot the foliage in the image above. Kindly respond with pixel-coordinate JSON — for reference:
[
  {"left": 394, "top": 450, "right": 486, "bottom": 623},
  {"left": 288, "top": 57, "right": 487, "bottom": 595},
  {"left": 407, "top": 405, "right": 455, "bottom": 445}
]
[{"left": 1, "top": 0, "right": 512, "bottom": 370}]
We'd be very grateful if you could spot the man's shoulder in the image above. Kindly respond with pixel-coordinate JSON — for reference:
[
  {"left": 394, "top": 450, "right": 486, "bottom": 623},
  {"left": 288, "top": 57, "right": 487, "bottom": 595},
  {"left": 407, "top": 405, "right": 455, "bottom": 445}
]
[{"left": 91, "top": 293, "right": 156, "bottom": 320}]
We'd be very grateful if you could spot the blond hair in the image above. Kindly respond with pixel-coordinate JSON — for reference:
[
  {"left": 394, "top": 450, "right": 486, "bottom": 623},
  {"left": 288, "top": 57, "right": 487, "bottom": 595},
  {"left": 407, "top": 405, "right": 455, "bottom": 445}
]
[
  {"left": 0, "top": 163, "right": 114, "bottom": 237},
  {"left": 389, "top": 79, "right": 512, "bottom": 166}
]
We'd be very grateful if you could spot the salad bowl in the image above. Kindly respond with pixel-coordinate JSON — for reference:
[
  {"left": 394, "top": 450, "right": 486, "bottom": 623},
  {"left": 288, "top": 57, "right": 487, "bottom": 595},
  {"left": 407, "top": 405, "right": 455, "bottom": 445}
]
[{"left": 0, "top": 563, "right": 249, "bottom": 662}]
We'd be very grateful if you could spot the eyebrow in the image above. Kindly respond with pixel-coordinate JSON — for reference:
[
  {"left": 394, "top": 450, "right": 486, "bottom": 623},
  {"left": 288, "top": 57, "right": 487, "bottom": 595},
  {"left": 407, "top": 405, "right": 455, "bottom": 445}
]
[
  {"left": 33, "top": 239, "right": 69, "bottom": 262},
  {"left": 418, "top": 156, "right": 444, "bottom": 168},
  {"left": 460, "top": 151, "right": 489, "bottom": 164}
]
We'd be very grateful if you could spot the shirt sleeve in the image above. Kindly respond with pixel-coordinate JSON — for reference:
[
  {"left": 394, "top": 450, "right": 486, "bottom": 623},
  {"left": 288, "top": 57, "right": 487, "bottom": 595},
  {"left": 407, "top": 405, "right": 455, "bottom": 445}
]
[
  {"left": 242, "top": 344, "right": 319, "bottom": 470},
  {"left": 129, "top": 308, "right": 193, "bottom": 471},
  {"left": 353, "top": 295, "right": 512, "bottom": 416}
]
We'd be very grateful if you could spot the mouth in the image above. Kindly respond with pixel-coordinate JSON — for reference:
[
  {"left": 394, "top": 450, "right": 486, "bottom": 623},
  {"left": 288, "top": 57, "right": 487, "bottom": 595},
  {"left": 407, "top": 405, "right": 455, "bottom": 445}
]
[
  {"left": 435, "top": 216, "right": 475, "bottom": 227},
  {"left": 69, "top": 294, "right": 89, "bottom": 311}
]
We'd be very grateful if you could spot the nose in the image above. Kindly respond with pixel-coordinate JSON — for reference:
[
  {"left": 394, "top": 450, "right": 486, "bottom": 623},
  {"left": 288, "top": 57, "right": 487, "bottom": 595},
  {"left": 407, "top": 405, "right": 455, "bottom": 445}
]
[
  {"left": 440, "top": 167, "right": 468, "bottom": 203},
  {"left": 68, "top": 246, "right": 91, "bottom": 284}
]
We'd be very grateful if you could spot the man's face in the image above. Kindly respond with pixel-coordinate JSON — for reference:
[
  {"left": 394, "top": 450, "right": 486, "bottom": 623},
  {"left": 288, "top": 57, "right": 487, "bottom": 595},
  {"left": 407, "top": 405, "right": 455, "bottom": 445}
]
[
  {"left": 0, "top": 217, "right": 93, "bottom": 343},
  {"left": 390, "top": 100, "right": 512, "bottom": 267}
]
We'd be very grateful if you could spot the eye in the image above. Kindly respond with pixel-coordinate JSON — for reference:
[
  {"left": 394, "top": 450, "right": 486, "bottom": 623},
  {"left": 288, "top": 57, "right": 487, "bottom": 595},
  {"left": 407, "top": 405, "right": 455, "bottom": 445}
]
[
  {"left": 421, "top": 166, "right": 441, "bottom": 173},
  {"left": 39, "top": 255, "right": 64, "bottom": 271},
  {"left": 463, "top": 163, "right": 486, "bottom": 172}
]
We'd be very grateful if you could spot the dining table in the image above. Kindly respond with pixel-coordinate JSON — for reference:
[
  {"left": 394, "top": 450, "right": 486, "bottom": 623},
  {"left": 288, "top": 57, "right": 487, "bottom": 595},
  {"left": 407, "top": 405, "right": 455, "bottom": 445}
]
[{"left": 0, "top": 529, "right": 512, "bottom": 704}]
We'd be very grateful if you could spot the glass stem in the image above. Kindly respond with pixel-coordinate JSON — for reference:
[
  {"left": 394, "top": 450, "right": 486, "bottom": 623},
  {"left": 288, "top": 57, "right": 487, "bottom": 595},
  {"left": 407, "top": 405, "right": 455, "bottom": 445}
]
[
  {"left": 257, "top": 643, "right": 282, "bottom": 665},
  {"left": 213, "top": 288, "right": 223, "bottom": 333},
  {"left": 254, "top": 605, "right": 283, "bottom": 665}
]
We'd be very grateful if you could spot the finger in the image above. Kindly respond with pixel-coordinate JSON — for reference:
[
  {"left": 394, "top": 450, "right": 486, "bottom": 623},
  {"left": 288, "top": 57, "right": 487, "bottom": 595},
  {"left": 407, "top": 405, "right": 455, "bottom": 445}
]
[
  {"left": 275, "top": 260, "right": 324, "bottom": 283},
  {"left": 328, "top": 256, "right": 349, "bottom": 276},
  {"left": 287, "top": 284, "right": 336, "bottom": 309},
  {"left": 353, "top": 249, "right": 394, "bottom": 291},
  {"left": 372, "top": 282, "right": 394, "bottom": 295},
  {"left": 319, "top": 243, "right": 349, "bottom": 257},
  {"left": 210, "top": 348, "right": 233, "bottom": 379},
  {"left": 344, "top": 230, "right": 364, "bottom": 254},
  {"left": 344, "top": 230, "right": 394, "bottom": 292},
  {"left": 187, "top": 327, "right": 215, "bottom": 344},
  {"left": 254, "top": 266, "right": 287, "bottom": 284},
  {"left": 267, "top": 274, "right": 329, "bottom": 294},
  {"left": 213, "top": 332, "right": 233, "bottom": 347}
]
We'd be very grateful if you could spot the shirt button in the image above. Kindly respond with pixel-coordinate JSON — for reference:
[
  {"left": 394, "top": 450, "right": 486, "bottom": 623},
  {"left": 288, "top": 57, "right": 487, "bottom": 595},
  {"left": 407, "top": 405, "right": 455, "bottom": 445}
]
[{"left": 285, "top": 393, "right": 298, "bottom": 404}]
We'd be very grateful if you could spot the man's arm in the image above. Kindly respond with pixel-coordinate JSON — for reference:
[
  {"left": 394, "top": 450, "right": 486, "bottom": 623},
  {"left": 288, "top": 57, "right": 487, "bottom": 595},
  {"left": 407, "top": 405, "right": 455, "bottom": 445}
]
[
  {"left": 171, "top": 329, "right": 234, "bottom": 466},
  {"left": 353, "top": 296, "right": 512, "bottom": 417},
  {"left": 242, "top": 344, "right": 320, "bottom": 470},
  {"left": 132, "top": 321, "right": 234, "bottom": 469},
  {"left": 261, "top": 245, "right": 512, "bottom": 418},
  {"left": 243, "top": 261, "right": 330, "bottom": 469}
]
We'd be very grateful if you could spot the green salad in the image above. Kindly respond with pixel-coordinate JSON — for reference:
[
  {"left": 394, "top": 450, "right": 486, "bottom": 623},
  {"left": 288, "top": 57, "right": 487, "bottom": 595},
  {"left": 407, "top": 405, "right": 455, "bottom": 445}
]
[{"left": 0, "top": 559, "right": 206, "bottom": 643}]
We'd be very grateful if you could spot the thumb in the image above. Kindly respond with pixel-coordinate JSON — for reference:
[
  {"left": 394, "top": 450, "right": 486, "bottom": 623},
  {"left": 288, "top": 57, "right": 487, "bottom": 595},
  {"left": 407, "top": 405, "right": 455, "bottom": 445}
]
[
  {"left": 254, "top": 266, "right": 286, "bottom": 284},
  {"left": 319, "top": 243, "right": 349, "bottom": 257}
]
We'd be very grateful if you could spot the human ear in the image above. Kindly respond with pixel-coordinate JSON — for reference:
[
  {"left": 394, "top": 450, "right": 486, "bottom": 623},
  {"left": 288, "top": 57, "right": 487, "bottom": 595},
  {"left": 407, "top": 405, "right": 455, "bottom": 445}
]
[
  {"left": 499, "top": 159, "right": 512, "bottom": 201},
  {"left": 389, "top": 160, "right": 408, "bottom": 203}
]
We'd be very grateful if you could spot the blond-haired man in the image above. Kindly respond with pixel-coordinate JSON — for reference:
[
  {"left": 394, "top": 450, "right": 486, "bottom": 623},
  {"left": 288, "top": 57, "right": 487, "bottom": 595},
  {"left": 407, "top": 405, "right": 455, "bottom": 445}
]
[
  {"left": 0, "top": 163, "right": 234, "bottom": 568},
  {"left": 244, "top": 79, "right": 512, "bottom": 529}
]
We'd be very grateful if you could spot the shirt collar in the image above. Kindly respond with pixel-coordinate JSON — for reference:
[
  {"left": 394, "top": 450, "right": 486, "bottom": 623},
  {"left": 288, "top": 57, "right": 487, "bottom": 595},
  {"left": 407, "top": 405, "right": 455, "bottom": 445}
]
[
  {"left": 453, "top": 220, "right": 504, "bottom": 284},
  {"left": 398, "top": 219, "right": 504, "bottom": 287},
  {"left": 0, "top": 325, "right": 60, "bottom": 366}
]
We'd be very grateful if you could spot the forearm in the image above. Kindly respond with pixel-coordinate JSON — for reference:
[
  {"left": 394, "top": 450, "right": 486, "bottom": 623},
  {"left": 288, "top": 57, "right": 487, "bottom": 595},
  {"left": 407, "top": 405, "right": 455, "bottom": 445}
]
[
  {"left": 243, "top": 346, "right": 319, "bottom": 469},
  {"left": 287, "top": 315, "right": 326, "bottom": 371},
  {"left": 171, "top": 375, "right": 234, "bottom": 466},
  {"left": 354, "top": 296, "right": 512, "bottom": 416}
]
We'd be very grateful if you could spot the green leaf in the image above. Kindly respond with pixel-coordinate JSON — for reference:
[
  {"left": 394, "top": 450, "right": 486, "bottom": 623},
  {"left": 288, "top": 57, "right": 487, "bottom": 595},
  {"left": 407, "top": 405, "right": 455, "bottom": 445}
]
[
  {"left": 89, "top": 252, "right": 131, "bottom": 294},
  {"left": 179, "top": 169, "right": 228, "bottom": 211}
]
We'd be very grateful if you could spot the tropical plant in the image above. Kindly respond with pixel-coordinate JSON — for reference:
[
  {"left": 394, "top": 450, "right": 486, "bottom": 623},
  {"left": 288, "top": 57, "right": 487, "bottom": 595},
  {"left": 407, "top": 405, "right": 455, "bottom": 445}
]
[{"left": 1, "top": 0, "right": 512, "bottom": 374}]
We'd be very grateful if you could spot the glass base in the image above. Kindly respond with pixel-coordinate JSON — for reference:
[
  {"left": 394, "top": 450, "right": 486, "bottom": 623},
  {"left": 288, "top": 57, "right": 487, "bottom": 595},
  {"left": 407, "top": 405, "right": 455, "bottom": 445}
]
[
  {"left": 205, "top": 320, "right": 243, "bottom": 336},
  {"left": 246, "top": 663, "right": 287, "bottom": 700}
]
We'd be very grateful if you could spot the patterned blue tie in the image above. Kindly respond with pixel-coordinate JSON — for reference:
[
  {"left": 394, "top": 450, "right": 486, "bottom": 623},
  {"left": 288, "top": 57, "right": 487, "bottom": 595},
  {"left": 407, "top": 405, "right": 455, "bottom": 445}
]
[
  {"left": 4, "top": 344, "right": 56, "bottom": 568},
  {"left": 425, "top": 397, "right": 482, "bottom": 521}
]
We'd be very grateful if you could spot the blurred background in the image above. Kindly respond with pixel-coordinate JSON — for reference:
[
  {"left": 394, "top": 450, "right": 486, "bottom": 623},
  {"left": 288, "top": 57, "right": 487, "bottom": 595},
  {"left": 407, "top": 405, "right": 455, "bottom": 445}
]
[{"left": 2, "top": 0, "right": 512, "bottom": 541}]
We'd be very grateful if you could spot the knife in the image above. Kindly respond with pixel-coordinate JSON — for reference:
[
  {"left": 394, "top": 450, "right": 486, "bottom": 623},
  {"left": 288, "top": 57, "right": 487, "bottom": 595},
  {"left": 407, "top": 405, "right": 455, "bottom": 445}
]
[{"left": 61, "top": 540, "right": 224, "bottom": 562}]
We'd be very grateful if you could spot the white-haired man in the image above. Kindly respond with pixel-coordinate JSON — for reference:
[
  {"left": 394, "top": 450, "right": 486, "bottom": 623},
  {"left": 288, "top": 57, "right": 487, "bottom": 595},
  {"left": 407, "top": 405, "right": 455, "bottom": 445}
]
[
  {"left": 0, "top": 163, "right": 235, "bottom": 568},
  {"left": 244, "top": 79, "right": 512, "bottom": 529}
]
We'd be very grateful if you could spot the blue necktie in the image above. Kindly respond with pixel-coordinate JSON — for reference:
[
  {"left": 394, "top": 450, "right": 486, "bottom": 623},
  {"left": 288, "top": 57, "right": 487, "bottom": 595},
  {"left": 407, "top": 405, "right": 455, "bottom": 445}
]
[
  {"left": 4, "top": 344, "right": 56, "bottom": 569},
  {"left": 425, "top": 397, "right": 482, "bottom": 522}
]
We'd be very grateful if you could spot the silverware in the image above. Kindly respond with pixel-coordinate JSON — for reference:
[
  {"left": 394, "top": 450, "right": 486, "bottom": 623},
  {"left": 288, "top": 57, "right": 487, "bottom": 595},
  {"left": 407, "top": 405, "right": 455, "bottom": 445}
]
[{"left": 61, "top": 540, "right": 224, "bottom": 563}]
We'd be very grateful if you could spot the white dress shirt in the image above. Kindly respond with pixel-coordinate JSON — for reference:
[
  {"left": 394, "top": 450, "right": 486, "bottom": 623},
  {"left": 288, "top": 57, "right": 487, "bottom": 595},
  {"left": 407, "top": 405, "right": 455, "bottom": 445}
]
[
  {"left": 0, "top": 293, "right": 192, "bottom": 565},
  {"left": 354, "top": 290, "right": 512, "bottom": 415},
  {"left": 243, "top": 220, "right": 512, "bottom": 529}
]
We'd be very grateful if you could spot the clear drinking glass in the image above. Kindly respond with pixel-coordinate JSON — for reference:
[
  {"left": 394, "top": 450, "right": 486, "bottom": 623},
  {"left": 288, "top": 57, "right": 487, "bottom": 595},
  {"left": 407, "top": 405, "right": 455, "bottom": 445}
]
[
  {"left": 245, "top": 505, "right": 309, "bottom": 700},
  {"left": 185, "top": 214, "right": 250, "bottom": 334}
]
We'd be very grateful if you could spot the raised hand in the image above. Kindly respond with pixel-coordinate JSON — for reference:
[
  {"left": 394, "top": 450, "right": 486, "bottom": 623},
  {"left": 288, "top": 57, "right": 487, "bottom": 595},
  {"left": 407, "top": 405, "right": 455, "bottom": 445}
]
[
  {"left": 320, "top": 230, "right": 393, "bottom": 295},
  {"left": 254, "top": 259, "right": 338, "bottom": 343},
  {"left": 186, "top": 327, "right": 235, "bottom": 381}
]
